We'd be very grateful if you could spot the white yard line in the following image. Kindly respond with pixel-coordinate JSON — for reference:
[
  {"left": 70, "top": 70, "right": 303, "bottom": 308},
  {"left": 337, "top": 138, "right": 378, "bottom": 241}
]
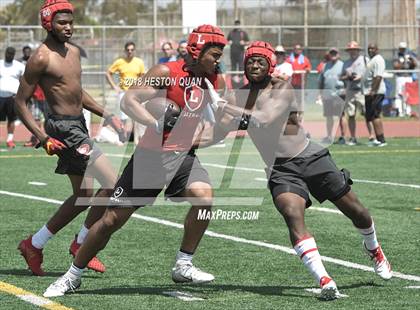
[
  {"left": 0, "top": 281, "right": 73, "bottom": 310},
  {"left": 28, "top": 181, "right": 47, "bottom": 186},
  {"left": 104, "top": 153, "right": 420, "bottom": 189},
  {"left": 1, "top": 189, "right": 419, "bottom": 282}
]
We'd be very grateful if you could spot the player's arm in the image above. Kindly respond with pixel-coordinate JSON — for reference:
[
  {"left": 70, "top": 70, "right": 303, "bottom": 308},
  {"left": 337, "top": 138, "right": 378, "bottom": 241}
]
[
  {"left": 191, "top": 119, "right": 230, "bottom": 149},
  {"left": 121, "top": 64, "right": 171, "bottom": 127},
  {"left": 224, "top": 81, "right": 294, "bottom": 127},
  {"left": 15, "top": 50, "right": 49, "bottom": 142},
  {"left": 82, "top": 90, "right": 124, "bottom": 136},
  {"left": 105, "top": 63, "right": 122, "bottom": 93},
  {"left": 81, "top": 90, "right": 107, "bottom": 117},
  {"left": 192, "top": 99, "right": 235, "bottom": 148},
  {"left": 81, "top": 90, "right": 124, "bottom": 136}
]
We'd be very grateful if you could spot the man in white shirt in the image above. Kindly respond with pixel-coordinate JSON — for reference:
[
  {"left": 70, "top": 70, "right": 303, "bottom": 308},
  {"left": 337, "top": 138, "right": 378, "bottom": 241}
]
[
  {"left": 362, "top": 43, "right": 387, "bottom": 147},
  {"left": 0, "top": 47, "right": 25, "bottom": 148},
  {"left": 272, "top": 45, "right": 293, "bottom": 81}
]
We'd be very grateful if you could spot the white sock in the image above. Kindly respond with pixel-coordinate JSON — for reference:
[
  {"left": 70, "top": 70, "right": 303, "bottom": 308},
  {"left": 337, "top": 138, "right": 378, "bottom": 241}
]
[
  {"left": 31, "top": 225, "right": 54, "bottom": 249},
  {"left": 76, "top": 225, "right": 89, "bottom": 244},
  {"left": 358, "top": 220, "right": 379, "bottom": 251},
  {"left": 64, "top": 263, "right": 84, "bottom": 281},
  {"left": 7, "top": 133, "right": 13, "bottom": 142},
  {"left": 176, "top": 250, "right": 193, "bottom": 263},
  {"left": 294, "top": 236, "right": 330, "bottom": 284}
]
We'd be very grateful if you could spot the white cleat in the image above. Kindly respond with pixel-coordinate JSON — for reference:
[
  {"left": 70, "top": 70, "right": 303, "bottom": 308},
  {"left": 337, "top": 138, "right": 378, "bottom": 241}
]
[
  {"left": 319, "top": 276, "right": 340, "bottom": 301},
  {"left": 43, "top": 275, "right": 81, "bottom": 297},
  {"left": 171, "top": 261, "right": 215, "bottom": 284},
  {"left": 363, "top": 241, "right": 393, "bottom": 280}
]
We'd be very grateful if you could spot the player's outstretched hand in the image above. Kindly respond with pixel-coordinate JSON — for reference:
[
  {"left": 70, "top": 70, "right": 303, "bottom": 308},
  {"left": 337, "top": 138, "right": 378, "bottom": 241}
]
[
  {"left": 36, "top": 137, "right": 67, "bottom": 156},
  {"left": 104, "top": 114, "right": 126, "bottom": 142},
  {"left": 204, "top": 78, "right": 227, "bottom": 111}
]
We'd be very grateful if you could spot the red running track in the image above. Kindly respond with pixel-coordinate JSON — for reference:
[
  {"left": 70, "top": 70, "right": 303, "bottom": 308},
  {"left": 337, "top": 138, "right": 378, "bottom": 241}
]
[{"left": 0, "top": 120, "right": 419, "bottom": 143}]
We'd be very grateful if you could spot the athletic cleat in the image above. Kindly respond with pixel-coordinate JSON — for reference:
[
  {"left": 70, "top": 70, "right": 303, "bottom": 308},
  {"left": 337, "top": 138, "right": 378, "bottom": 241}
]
[
  {"left": 43, "top": 275, "right": 81, "bottom": 297},
  {"left": 336, "top": 136, "right": 346, "bottom": 145},
  {"left": 171, "top": 261, "right": 214, "bottom": 284},
  {"left": 6, "top": 140, "right": 16, "bottom": 148},
  {"left": 367, "top": 138, "right": 379, "bottom": 147},
  {"left": 319, "top": 276, "right": 339, "bottom": 301},
  {"left": 18, "top": 236, "right": 45, "bottom": 276},
  {"left": 346, "top": 137, "right": 358, "bottom": 146},
  {"left": 363, "top": 241, "right": 392, "bottom": 280},
  {"left": 321, "top": 137, "right": 333, "bottom": 144},
  {"left": 69, "top": 236, "right": 105, "bottom": 273}
]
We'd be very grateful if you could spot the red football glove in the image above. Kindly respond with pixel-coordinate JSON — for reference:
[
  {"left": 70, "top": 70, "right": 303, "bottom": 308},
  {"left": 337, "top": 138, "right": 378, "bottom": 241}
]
[
  {"left": 36, "top": 136, "right": 67, "bottom": 156},
  {"left": 104, "top": 114, "right": 125, "bottom": 142}
]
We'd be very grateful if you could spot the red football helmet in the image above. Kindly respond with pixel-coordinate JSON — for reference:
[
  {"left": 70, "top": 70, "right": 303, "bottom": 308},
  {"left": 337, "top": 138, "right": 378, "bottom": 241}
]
[
  {"left": 40, "top": 0, "right": 74, "bottom": 31},
  {"left": 244, "top": 41, "right": 276, "bottom": 74},
  {"left": 187, "top": 24, "right": 228, "bottom": 59}
]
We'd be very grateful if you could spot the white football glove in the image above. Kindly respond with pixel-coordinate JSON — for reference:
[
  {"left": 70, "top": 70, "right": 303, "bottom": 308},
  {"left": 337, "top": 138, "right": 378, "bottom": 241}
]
[{"left": 204, "top": 78, "right": 227, "bottom": 111}]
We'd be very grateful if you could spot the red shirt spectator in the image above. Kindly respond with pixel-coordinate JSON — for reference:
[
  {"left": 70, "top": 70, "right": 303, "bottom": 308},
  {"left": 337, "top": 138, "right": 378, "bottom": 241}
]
[{"left": 287, "top": 44, "right": 312, "bottom": 88}]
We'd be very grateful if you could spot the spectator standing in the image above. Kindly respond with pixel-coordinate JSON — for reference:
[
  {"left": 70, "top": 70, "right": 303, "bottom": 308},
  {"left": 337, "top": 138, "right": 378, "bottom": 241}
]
[
  {"left": 227, "top": 20, "right": 250, "bottom": 88},
  {"left": 158, "top": 42, "right": 177, "bottom": 64},
  {"left": 362, "top": 43, "right": 387, "bottom": 147},
  {"left": 18, "top": 45, "right": 32, "bottom": 64},
  {"left": 227, "top": 20, "right": 249, "bottom": 71},
  {"left": 0, "top": 47, "right": 25, "bottom": 148},
  {"left": 393, "top": 41, "right": 417, "bottom": 117},
  {"left": 288, "top": 44, "right": 312, "bottom": 107},
  {"left": 106, "top": 41, "right": 146, "bottom": 142},
  {"left": 341, "top": 41, "right": 374, "bottom": 146},
  {"left": 318, "top": 47, "right": 346, "bottom": 144},
  {"left": 176, "top": 39, "right": 188, "bottom": 61},
  {"left": 288, "top": 44, "right": 312, "bottom": 89},
  {"left": 272, "top": 45, "right": 293, "bottom": 81}
]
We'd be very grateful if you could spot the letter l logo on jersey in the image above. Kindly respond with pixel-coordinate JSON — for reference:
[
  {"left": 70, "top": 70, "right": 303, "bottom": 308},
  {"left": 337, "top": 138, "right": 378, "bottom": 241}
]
[{"left": 184, "top": 85, "right": 204, "bottom": 112}]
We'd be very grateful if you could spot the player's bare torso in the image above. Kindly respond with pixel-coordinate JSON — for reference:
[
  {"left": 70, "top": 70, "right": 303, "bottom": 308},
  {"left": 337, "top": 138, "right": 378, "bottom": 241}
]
[
  {"left": 242, "top": 78, "right": 309, "bottom": 164},
  {"left": 35, "top": 42, "right": 82, "bottom": 116}
]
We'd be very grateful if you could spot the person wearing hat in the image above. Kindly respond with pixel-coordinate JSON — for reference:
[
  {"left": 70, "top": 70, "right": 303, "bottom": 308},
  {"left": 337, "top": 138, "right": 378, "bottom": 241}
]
[
  {"left": 393, "top": 41, "right": 417, "bottom": 117},
  {"left": 272, "top": 45, "right": 293, "bottom": 81},
  {"left": 340, "top": 41, "right": 374, "bottom": 146},
  {"left": 318, "top": 47, "right": 346, "bottom": 144}
]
